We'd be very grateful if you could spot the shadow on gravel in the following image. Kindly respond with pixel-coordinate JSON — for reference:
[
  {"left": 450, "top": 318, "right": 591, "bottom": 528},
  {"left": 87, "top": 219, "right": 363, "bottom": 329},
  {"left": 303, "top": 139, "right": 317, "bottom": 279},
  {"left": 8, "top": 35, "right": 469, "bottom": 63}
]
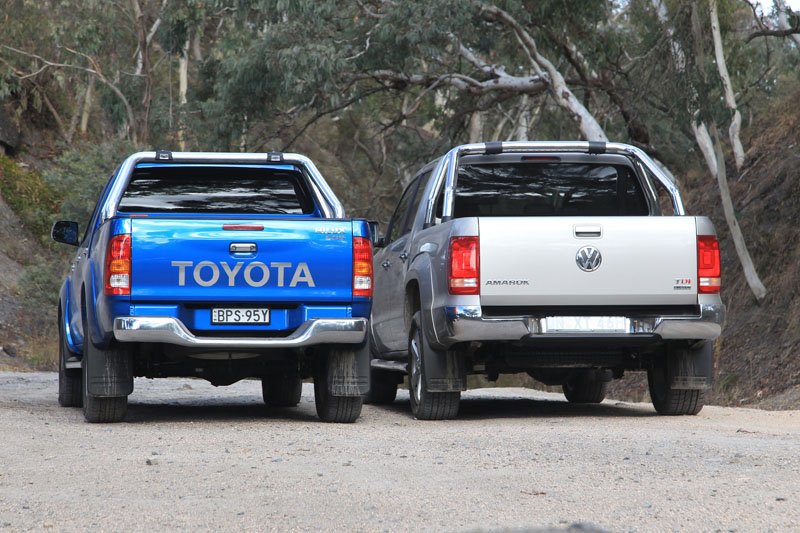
[
  {"left": 124, "top": 401, "right": 320, "bottom": 425},
  {"left": 372, "top": 395, "right": 656, "bottom": 421}
]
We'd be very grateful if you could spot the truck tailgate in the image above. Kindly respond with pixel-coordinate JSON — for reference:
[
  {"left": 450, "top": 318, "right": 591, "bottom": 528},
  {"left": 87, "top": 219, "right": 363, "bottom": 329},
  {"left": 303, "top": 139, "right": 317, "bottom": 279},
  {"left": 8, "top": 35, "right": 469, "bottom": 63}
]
[
  {"left": 479, "top": 216, "right": 698, "bottom": 306},
  {"left": 130, "top": 218, "right": 352, "bottom": 303}
]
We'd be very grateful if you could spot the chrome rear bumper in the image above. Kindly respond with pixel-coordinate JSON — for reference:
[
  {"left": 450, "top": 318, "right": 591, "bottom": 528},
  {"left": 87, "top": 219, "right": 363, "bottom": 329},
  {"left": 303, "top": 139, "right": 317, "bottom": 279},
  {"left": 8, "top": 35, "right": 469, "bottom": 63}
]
[
  {"left": 439, "top": 303, "right": 724, "bottom": 344},
  {"left": 114, "top": 316, "right": 367, "bottom": 349}
]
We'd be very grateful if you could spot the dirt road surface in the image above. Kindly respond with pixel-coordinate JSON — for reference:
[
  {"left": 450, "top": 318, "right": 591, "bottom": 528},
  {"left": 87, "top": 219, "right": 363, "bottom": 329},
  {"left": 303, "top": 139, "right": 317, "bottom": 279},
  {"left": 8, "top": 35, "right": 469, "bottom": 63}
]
[{"left": 1, "top": 372, "right": 798, "bottom": 532}]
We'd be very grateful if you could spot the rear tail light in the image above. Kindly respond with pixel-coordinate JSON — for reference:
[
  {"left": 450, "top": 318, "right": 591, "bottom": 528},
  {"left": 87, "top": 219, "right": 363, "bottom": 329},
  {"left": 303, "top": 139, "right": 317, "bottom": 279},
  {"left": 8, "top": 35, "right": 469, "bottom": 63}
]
[
  {"left": 697, "top": 235, "right": 721, "bottom": 294},
  {"left": 448, "top": 236, "right": 480, "bottom": 295},
  {"left": 353, "top": 236, "right": 373, "bottom": 297},
  {"left": 104, "top": 234, "right": 131, "bottom": 295}
]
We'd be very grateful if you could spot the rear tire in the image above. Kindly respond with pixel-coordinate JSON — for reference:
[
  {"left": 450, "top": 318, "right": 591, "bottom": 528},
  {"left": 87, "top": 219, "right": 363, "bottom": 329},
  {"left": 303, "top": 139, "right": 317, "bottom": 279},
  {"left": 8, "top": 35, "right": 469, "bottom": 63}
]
[
  {"left": 82, "top": 354, "right": 127, "bottom": 423},
  {"left": 262, "top": 370, "right": 302, "bottom": 407},
  {"left": 314, "top": 348, "right": 363, "bottom": 423},
  {"left": 58, "top": 315, "right": 82, "bottom": 408},
  {"left": 408, "top": 312, "right": 460, "bottom": 420},
  {"left": 648, "top": 343, "right": 712, "bottom": 415},
  {"left": 562, "top": 370, "right": 609, "bottom": 404},
  {"left": 81, "top": 316, "right": 128, "bottom": 423}
]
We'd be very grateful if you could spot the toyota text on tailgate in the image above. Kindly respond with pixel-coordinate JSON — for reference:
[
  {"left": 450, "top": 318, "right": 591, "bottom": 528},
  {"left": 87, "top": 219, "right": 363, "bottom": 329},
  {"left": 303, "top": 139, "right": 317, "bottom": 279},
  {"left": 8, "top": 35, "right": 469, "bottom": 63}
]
[{"left": 51, "top": 151, "right": 373, "bottom": 423}]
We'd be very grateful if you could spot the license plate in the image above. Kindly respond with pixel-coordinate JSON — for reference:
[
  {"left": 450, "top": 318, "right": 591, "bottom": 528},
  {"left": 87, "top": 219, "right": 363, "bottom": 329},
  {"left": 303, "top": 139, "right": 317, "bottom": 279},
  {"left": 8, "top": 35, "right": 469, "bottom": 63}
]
[
  {"left": 545, "top": 316, "right": 629, "bottom": 333},
  {"left": 211, "top": 308, "right": 270, "bottom": 324}
]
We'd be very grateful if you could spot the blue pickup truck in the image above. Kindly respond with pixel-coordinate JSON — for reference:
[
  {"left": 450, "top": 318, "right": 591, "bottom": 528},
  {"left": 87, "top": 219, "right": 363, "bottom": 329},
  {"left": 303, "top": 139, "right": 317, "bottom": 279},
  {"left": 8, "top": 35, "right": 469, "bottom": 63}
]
[{"left": 51, "top": 151, "right": 372, "bottom": 423}]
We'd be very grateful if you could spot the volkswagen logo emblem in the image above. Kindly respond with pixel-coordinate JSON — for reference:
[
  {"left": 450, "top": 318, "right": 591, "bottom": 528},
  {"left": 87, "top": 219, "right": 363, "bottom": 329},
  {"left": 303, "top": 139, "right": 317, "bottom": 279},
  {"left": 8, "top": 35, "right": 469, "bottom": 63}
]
[{"left": 576, "top": 246, "right": 602, "bottom": 272}]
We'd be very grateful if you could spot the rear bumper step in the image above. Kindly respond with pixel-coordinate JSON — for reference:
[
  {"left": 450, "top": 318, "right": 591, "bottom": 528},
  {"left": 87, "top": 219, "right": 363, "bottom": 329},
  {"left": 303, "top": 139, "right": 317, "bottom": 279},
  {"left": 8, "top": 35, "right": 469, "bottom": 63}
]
[
  {"left": 114, "top": 316, "right": 366, "bottom": 348},
  {"left": 439, "top": 303, "right": 724, "bottom": 344}
]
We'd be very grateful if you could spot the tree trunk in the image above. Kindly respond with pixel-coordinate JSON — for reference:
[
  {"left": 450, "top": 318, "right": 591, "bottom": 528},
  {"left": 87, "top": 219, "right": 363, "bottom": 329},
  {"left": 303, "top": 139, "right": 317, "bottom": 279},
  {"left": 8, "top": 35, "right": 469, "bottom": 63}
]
[
  {"left": 710, "top": 123, "right": 767, "bottom": 301},
  {"left": 131, "top": 0, "right": 152, "bottom": 145},
  {"left": 80, "top": 76, "right": 95, "bottom": 136},
  {"left": 490, "top": 113, "right": 509, "bottom": 141},
  {"left": 774, "top": 0, "right": 800, "bottom": 49},
  {"left": 691, "top": 121, "right": 718, "bottom": 177},
  {"left": 654, "top": 0, "right": 767, "bottom": 301},
  {"left": 479, "top": 4, "right": 609, "bottom": 142},
  {"left": 178, "top": 37, "right": 190, "bottom": 151},
  {"left": 513, "top": 95, "right": 530, "bottom": 141},
  {"left": 468, "top": 109, "right": 483, "bottom": 143},
  {"left": 710, "top": 0, "right": 745, "bottom": 171}
]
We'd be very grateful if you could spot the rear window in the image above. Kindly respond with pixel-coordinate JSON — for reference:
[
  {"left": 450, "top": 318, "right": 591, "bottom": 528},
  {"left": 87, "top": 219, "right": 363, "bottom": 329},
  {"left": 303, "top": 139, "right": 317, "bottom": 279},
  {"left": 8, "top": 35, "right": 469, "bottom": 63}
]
[
  {"left": 118, "top": 165, "right": 316, "bottom": 214},
  {"left": 454, "top": 162, "right": 649, "bottom": 217}
]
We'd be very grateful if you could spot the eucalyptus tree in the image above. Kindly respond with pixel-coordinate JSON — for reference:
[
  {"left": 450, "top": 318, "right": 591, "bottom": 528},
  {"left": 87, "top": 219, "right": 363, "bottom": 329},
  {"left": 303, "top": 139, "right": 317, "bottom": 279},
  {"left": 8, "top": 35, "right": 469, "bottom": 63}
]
[
  {"left": 647, "top": 0, "right": 770, "bottom": 302},
  {"left": 0, "top": 0, "right": 173, "bottom": 145},
  {"left": 203, "top": 0, "right": 659, "bottom": 208}
]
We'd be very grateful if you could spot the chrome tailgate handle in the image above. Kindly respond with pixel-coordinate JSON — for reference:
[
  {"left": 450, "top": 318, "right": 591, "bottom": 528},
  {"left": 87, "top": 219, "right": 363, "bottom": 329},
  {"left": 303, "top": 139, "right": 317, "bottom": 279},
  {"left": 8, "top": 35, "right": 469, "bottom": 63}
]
[
  {"left": 230, "top": 242, "right": 257, "bottom": 253},
  {"left": 574, "top": 225, "right": 602, "bottom": 238}
]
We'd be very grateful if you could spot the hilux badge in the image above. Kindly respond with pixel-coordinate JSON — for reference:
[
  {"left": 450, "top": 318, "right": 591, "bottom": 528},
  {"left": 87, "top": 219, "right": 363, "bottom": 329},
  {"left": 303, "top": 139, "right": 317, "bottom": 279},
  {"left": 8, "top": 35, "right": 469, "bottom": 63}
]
[{"left": 576, "top": 246, "right": 602, "bottom": 272}]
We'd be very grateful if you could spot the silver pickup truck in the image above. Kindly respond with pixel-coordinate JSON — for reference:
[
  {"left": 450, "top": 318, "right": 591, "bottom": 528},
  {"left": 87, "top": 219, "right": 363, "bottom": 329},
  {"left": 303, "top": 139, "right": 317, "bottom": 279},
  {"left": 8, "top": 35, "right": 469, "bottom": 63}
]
[{"left": 367, "top": 141, "right": 724, "bottom": 420}]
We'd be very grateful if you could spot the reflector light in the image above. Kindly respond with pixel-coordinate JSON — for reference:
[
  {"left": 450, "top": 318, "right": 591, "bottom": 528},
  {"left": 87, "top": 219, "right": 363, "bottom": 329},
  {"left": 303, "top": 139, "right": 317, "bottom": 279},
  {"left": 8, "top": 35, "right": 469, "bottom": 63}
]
[
  {"left": 105, "top": 234, "right": 131, "bottom": 295},
  {"left": 223, "top": 224, "right": 264, "bottom": 231},
  {"left": 697, "top": 235, "right": 721, "bottom": 294},
  {"left": 520, "top": 156, "right": 561, "bottom": 162},
  {"left": 448, "top": 236, "right": 480, "bottom": 295},
  {"left": 353, "top": 237, "right": 373, "bottom": 297}
]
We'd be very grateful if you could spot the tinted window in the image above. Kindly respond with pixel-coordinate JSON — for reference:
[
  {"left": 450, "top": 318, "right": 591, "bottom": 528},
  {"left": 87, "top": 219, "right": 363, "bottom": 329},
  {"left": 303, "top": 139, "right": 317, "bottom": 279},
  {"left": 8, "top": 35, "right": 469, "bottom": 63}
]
[
  {"left": 82, "top": 174, "right": 115, "bottom": 245},
  {"left": 386, "top": 178, "right": 420, "bottom": 243},
  {"left": 119, "top": 166, "right": 315, "bottom": 214},
  {"left": 402, "top": 170, "right": 430, "bottom": 235},
  {"left": 454, "top": 163, "right": 649, "bottom": 217}
]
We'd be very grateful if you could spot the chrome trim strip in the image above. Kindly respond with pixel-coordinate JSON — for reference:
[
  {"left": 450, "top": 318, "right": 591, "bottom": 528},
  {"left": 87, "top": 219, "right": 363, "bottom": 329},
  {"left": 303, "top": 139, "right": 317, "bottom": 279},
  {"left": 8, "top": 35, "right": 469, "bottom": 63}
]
[
  {"left": 101, "top": 151, "right": 344, "bottom": 223},
  {"left": 441, "top": 303, "right": 724, "bottom": 343},
  {"left": 114, "top": 316, "right": 366, "bottom": 348},
  {"left": 422, "top": 156, "right": 448, "bottom": 225},
  {"left": 287, "top": 153, "right": 344, "bottom": 218}
]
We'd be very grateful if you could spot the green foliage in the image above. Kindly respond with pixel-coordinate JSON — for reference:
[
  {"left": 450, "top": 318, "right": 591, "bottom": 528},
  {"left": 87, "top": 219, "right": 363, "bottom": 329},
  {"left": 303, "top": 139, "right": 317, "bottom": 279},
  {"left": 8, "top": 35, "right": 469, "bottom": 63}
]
[
  {"left": 8, "top": 142, "right": 134, "bottom": 352},
  {"left": 0, "top": 154, "right": 59, "bottom": 243},
  {"left": 43, "top": 141, "right": 137, "bottom": 227}
]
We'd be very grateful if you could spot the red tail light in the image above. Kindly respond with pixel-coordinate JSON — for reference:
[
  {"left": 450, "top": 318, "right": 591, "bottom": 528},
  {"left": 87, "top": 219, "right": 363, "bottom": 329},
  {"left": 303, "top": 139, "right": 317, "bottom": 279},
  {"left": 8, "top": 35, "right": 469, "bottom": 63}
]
[
  {"left": 697, "top": 235, "right": 721, "bottom": 294},
  {"left": 104, "top": 234, "right": 131, "bottom": 295},
  {"left": 353, "top": 236, "right": 373, "bottom": 297},
  {"left": 448, "top": 236, "right": 480, "bottom": 295}
]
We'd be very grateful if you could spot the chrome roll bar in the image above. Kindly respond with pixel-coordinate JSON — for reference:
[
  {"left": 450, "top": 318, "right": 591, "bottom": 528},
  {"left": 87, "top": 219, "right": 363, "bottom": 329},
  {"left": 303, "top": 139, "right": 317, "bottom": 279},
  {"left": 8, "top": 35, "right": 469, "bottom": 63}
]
[
  {"left": 100, "top": 151, "right": 345, "bottom": 222},
  {"left": 435, "top": 141, "right": 685, "bottom": 220}
]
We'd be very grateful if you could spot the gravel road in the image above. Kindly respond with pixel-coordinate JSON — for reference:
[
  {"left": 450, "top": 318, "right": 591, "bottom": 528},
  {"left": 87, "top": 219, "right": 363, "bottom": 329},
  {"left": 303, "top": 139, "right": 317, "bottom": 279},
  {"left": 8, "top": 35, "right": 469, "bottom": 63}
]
[{"left": 1, "top": 372, "right": 798, "bottom": 532}]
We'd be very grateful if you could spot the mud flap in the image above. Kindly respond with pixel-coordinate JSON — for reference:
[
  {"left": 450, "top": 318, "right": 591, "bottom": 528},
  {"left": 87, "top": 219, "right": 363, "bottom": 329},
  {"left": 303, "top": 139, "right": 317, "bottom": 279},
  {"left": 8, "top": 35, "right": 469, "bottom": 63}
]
[
  {"left": 86, "top": 342, "right": 134, "bottom": 397},
  {"left": 669, "top": 341, "right": 714, "bottom": 390},
  {"left": 423, "top": 349, "right": 466, "bottom": 393},
  {"left": 327, "top": 342, "right": 370, "bottom": 397}
]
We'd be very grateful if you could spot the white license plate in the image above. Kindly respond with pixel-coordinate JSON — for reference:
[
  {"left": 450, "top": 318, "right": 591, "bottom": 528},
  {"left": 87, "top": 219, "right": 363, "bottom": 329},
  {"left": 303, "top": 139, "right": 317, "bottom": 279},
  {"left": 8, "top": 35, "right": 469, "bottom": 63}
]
[
  {"left": 545, "top": 316, "right": 629, "bottom": 333},
  {"left": 211, "top": 308, "right": 270, "bottom": 324}
]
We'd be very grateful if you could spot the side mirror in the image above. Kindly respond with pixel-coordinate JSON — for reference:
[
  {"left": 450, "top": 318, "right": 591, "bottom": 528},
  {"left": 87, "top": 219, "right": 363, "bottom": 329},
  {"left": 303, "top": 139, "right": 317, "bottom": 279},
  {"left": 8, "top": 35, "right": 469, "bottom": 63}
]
[
  {"left": 367, "top": 220, "right": 385, "bottom": 248},
  {"left": 51, "top": 221, "right": 79, "bottom": 246}
]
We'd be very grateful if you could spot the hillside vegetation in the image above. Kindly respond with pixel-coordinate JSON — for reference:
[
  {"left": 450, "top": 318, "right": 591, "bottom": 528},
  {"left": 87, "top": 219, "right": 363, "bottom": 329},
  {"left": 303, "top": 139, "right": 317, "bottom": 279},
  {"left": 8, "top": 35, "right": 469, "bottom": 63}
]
[{"left": 1, "top": 0, "right": 799, "bottom": 406}]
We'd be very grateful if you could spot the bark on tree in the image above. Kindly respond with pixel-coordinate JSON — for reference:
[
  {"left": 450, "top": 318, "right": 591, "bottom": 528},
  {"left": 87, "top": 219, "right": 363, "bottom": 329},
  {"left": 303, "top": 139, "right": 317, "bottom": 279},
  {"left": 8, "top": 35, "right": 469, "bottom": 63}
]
[
  {"left": 478, "top": 4, "right": 609, "bottom": 142},
  {"left": 178, "top": 37, "right": 190, "bottom": 151},
  {"left": 692, "top": 120, "right": 719, "bottom": 177},
  {"left": 710, "top": 0, "right": 745, "bottom": 171},
  {"left": 468, "top": 110, "right": 484, "bottom": 143},
  {"left": 652, "top": 0, "right": 767, "bottom": 301},
  {"left": 131, "top": 0, "right": 153, "bottom": 145},
  {"left": 490, "top": 111, "right": 509, "bottom": 141},
  {"left": 79, "top": 76, "right": 95, "bottom": 136},
  {"left": 711, "top": 123, "right": 767, "bottom": 301},
  {"left": 513, "top": 94, "right": 530, "bottom": 141},
  {"left": 774, "top": 0, "right": 800, "bottom": 49}
]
